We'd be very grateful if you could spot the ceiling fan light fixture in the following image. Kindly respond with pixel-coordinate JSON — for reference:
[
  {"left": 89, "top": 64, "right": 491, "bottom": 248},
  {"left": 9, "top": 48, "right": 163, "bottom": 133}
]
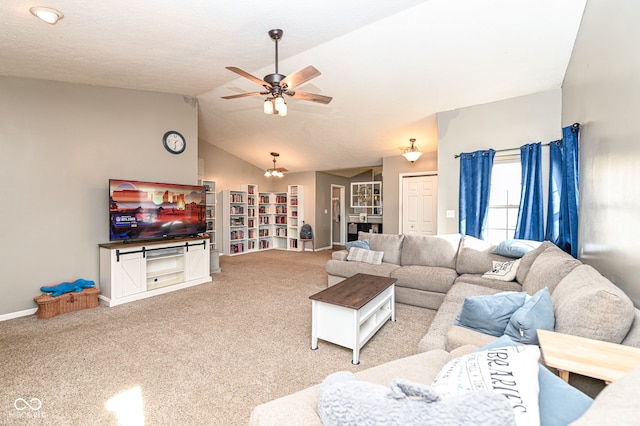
[
  {"left": 30, "top": 6, "right": 64, "bottom": 25},
  {"left": 265, "top": 152, "right": 288, "bottom": 177},
  {"left": 277, "top": 100, "right": 287, "bottom": 117},
  {"left": 403, "top": 138, "right": 423, "bottom": 163},
  {"left": 263, "top": 98, "right": 274, "bottom": 115}
]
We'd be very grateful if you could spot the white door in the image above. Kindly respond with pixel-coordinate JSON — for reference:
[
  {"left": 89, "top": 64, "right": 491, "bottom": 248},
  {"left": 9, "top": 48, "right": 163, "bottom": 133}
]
[
  {"left": 331, "top": 185, "right": 345, "bottom": 245},
  {"left": 402, "top": 175, "right": 438, "bottom": 235}
]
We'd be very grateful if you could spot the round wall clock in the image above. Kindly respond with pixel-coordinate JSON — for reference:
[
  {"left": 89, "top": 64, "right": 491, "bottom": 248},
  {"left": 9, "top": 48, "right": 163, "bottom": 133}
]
[{"left": 162, "top": 131, "right": 186, "bottom": 154}]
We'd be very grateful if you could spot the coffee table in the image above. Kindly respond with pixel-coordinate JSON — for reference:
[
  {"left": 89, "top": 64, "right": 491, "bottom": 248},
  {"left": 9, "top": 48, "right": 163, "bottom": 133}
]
[{"left": 309, "top": 273, "right": 396, "bottom": 364}]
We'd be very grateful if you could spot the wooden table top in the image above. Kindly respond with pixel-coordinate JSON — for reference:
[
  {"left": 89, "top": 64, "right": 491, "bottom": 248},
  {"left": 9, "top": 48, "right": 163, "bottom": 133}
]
[
  {"left": 309, "top": 273, "right": 396, "bottom": 310},
  {"left": 538, "top": 329, "right": 640, "bottom": 383}
]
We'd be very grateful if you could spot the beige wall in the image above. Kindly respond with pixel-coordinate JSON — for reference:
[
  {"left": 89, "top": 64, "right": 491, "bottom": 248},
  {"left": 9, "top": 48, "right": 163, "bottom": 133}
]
[
  {"left": 315, "top": 172, "right": 351, "bottom": 249},
  {"left": 437, "top": 89, "right": 562, "bottom": 235},
  {"left": 562, "top": 1, "right": 640, "bottom": 306},
  {"left": 0, "top": 77, "right": 198, "bottom": 316},
  {"left": 382, "top": 152, "right": 438, "bottom": 234}
]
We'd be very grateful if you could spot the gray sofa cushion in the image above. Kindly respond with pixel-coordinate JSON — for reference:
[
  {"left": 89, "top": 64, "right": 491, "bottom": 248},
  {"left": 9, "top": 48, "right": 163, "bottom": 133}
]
[
  {"left": 454, "top": 274, "right": 522, "bottom": 292},
  {"left": 391, "top": 265, "right": 458, "bottom": 293},
  {"left": 455, "top": 235, "right": 512, "bottom": 274},
  {"left": 446, "top": 325, "right": 498, "bottom": 351},
  {"left": 622, "top": 309, "right": 640, "bottom": 348},
  {"left": 570, "top": 366, "right": 640, "bottom": 426},
  {"left": 522, "top": 244, "right": 581, "bottom": 295},
  {"left": 515, "top": 241, "right": 553, "bottom": 284},
  {"left": 400, "top": 234, "right": 461, "bottom": 269},
  {"left": 326, "top": 259, "right": 400, "bottom": 279},
  {"left": 359, "top": 232, "right": 405, "bottom": 265},
  {"left": 552, "top": 264, "right": 635, "bottom": 344}
]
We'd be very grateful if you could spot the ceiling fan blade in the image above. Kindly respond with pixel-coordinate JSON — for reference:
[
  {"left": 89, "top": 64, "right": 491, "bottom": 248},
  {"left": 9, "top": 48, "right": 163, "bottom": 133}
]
[
  {"left": 280, "top": 65, "right": 321, "bottom": 90},
  {"left": 288, "top": 90, "right": 333, "bottom": 104},
  {"left": 221, "top": 92, "right": 264, "bottom": 100},
  {"left": 225, "top": 66, "right": 271, "bottom": 88}
]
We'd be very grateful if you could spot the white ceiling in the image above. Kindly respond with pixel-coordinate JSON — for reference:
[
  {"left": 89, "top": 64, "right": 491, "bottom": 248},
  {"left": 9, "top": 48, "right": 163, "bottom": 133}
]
[{"left": 1, "top": 0, "right": 586, "bottom": 174}]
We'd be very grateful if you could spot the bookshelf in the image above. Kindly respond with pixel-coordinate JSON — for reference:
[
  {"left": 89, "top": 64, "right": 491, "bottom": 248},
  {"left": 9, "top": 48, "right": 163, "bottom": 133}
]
[
  {"left": 201, "top": 180, "right": 217, "bottom": 250},
  {"left": 273, "top": 191, "right": 288, "bottom": 250},
  {"left": 242, "top": 184, "right": 259, "bottom": 252},
  {"left": 222, "top": 189, "right": 248, "bottom": 256},
  {"left": 221, "top": 185, "right": 304, "bottom": 255},
  {"left": 258, "top": 192, "right": 273, "bottom": 250},
  {"left": 287, "top": 185, "right": 304, "bottom": 251}
]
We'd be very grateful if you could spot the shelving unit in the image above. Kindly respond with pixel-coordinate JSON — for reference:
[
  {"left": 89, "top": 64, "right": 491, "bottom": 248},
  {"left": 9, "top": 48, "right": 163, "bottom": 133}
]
[
  {"left": 201, "top": 180, "right": 217, "bottom": 250},
  {"left": 222, "top": 189, "right": 248, "bottom": 256},
  {"left": 258, "top": 192, "right": 273, "bottom": 250},
  {"left": 243, "top": 184, "right": 258, "bottom": 252},
  {"left": 99, "top": 236, "right": 211, "bottom": 307},
  {"left": 351, "top": 181, "right": 383, "bottom": 215},
  {"left": 219, "top": 184, "right": 305, "bottom": 255},
  {"left": 273, "top": 192, "right": 288, "bottom": 250},
  {"left": 146, "top": 246, "right": 185, "bottom": 290},
  {"left": 287, "top": 185, "right": 304, "bottom": 251}
]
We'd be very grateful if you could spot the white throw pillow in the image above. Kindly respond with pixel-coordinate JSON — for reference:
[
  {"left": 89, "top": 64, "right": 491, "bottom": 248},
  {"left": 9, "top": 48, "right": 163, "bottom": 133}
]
[
  {"left": 431, "top": 345, "right": 541, "bottom": 426},
  {"left": 346, "top": 247, "right": 384, "bottom": 265},
  {"left": 483, "top": 259, "right": 521, "bottom": 281}
]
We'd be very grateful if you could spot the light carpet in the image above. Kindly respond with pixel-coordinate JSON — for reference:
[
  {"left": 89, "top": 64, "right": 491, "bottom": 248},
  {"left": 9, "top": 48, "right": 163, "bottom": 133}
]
[{"left": 0, "top": 250, "right": 435, "bottom": 425}]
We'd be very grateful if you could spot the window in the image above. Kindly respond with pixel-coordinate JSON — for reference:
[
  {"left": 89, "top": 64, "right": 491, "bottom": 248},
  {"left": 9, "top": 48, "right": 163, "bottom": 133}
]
[{"left": 486, "top": 157, "right": 521, "bottom": 245}]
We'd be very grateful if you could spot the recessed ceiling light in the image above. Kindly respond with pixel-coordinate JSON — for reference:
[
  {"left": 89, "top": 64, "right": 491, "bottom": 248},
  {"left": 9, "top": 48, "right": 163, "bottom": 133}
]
[{"left": 30, "top": 6, "right": 64, "bottom": 25}]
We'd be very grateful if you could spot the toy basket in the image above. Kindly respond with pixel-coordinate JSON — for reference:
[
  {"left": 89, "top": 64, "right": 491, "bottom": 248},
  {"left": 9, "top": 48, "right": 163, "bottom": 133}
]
[{"left": 34, "top": 288, "right": 100, "bottom": 319}]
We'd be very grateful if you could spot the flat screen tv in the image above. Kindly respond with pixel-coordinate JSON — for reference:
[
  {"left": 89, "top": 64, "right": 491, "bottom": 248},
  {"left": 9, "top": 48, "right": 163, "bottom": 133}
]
[{"left": 109, "top": 179, "right": 206, "bottom": 242}]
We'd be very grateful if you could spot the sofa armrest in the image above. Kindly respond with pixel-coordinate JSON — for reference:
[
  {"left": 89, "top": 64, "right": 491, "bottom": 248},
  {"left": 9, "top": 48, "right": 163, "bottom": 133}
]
[
  {"left": 332, "top": 250, "right": 348, "bottom": 261},
  {"left": 250, "top": 385, "right": 322, "bottom": 426}
]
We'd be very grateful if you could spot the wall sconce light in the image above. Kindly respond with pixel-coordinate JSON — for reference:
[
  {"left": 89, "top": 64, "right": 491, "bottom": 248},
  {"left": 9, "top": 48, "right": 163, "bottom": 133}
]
[
  {"left": 30, "top": 6, "right": 64, "bottom": 25},
  {"left": 402, "top": 138, "right": 423, "bottom": 163}
]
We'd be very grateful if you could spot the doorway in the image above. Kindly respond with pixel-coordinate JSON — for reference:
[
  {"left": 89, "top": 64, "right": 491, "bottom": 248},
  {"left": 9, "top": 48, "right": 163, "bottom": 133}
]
[
  {"left": 399, "top": 173, "right": 438, "bottom": 235},
  {"left": 331, "top": 185, "right": 346, "bottom": 246}
]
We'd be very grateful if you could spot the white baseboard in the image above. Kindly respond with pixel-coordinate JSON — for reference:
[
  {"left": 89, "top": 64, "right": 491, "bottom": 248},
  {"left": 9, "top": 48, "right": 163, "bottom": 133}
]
[{"left": 0, "top": 308, "right": 37, "bottom": 322}]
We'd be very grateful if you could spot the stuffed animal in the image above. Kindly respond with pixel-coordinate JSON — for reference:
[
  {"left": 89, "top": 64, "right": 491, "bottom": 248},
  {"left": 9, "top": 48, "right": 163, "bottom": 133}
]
[
  {"left": 40, "top": 279, "right": 95, "bottom": 297},
  {"left": 317, "top": 371, "right": 516, "bottom": 426}
]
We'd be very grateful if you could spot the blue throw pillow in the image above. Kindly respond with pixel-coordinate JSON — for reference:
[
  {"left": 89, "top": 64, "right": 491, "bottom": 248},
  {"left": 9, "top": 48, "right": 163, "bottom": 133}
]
[
  {"left": 474, "top": 336, "right": 593, "bottom": 426},
  {"left": 538, "top": 365, "right": 593, "bottom": 426},
  {"left": 504, "top": 287, "right": 555, "bottom": 345},
  {"left": 492, "top": 239, "right": 542, "bottom": 258},
  {"left": 345, "top": 239, "right": 369, "bottom": 251},
  {"left": 454, "top": 292, "right": 527, "bottom": 337}
]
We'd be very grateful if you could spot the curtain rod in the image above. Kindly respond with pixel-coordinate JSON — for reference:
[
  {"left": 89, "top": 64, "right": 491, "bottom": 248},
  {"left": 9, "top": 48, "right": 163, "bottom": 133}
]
[{"left": 454, "top": 122, "right": 580, "bottom": 159}]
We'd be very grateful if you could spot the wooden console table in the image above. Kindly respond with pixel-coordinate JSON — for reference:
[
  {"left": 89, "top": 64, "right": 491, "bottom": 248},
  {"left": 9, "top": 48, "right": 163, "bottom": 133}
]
[{"left": 538, "top": 329, "right": 640, "bottom": 384}]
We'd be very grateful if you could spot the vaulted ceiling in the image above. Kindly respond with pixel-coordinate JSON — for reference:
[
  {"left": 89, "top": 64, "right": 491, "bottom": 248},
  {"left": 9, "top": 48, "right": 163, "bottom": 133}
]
[{"left": 1, "top": 0, "right": 586, "bottom": 174}]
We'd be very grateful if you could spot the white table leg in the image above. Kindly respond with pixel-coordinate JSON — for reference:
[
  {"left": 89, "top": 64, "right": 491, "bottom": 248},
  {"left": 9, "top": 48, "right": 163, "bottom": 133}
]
[
  {"left": 311, "top": 300, "right": 318, "bottom": 350},
  {"left": 391, "top": 284, "right": 396, "bottom": 321},
  {"left": 352, "top": 308, "right": 360, "bottom": 364}
]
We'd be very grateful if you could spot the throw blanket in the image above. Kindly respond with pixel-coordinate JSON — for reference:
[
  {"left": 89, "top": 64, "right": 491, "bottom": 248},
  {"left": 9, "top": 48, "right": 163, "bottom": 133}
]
[{"left": 318, "top": 371, "right": 516, "bottom": 426}]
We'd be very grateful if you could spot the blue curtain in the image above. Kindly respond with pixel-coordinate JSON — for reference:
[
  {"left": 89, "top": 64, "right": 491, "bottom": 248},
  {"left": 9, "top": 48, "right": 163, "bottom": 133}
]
[
  {"left": 459, "top": 149, "right": 495, "bottom": 239},
  {"left": 545, "top": 125, "right": 580, "bottom": 257},
  {"left": 514, "top": 142, "right": 544, "bottom": 241}
]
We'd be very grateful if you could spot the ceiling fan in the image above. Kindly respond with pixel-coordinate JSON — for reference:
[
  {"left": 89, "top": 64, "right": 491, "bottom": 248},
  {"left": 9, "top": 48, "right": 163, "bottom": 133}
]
[{"left": 222, "top": 29, "right": 332, "bottom": 114}]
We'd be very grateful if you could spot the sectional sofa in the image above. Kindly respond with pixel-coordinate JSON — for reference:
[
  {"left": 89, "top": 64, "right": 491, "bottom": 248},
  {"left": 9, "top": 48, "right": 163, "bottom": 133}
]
[{"left": 250, "top": 233, "right": 640, "bottom": 425}]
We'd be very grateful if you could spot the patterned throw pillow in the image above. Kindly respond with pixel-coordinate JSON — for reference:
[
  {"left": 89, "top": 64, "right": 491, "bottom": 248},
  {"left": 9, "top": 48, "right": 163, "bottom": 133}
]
[
  {"left": 346, "top": 247, "right": 384, "bottom": 265},
  {"left": 483, "top": 259, "right": 521, "bottom": 281},
  {"left": 432, "top": 345, "right": 541, "bottom": 426}
]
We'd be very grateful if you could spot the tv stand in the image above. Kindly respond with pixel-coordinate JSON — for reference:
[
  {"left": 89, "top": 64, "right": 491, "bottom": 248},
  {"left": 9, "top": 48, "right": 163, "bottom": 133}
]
[{"left": 98, "top": 236, "right": 212, "bottom": 307}]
